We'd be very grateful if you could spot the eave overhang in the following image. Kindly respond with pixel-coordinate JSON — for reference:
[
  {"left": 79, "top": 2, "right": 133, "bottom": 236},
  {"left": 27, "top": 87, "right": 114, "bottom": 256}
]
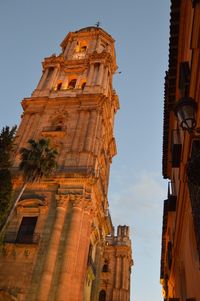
[{"left": 162, "top": 0, "right": 181, "bottom": 179}]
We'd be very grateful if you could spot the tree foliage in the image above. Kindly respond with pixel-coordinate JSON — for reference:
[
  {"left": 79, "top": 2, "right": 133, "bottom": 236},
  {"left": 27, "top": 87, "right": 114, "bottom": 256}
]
[
  {"left": 1, "top": 137, "right": 58, "bottom": 234},
  {"left": 19, "top": 138, "right": 58, "bottom": 183},
  {"left": 0, "top": 126, "right": 16, "bottom": 228}
]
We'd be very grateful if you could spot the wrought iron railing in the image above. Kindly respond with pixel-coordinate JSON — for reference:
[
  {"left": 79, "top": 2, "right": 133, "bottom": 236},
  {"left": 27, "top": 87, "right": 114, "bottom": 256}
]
[{"left": 4, "top": 232, "right": 40, "bottom": 244}]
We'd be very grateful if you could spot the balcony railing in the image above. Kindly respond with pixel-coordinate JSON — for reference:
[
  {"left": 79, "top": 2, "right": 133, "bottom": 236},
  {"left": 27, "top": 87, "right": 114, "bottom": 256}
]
[{"left": 4, "top": 232, "right": 40, "bottom": 244}]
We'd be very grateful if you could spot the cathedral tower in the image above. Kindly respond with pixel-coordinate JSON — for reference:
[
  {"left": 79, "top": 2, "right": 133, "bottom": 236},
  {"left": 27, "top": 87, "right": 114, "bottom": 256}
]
[{"left": 0, "top": 27, "right": 132, "bottom": 301}]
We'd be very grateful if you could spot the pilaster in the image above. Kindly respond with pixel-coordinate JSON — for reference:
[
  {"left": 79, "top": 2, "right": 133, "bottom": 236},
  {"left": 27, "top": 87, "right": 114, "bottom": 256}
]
[{"left": 36, "top": 195, "right": 69, "bottom": 301}]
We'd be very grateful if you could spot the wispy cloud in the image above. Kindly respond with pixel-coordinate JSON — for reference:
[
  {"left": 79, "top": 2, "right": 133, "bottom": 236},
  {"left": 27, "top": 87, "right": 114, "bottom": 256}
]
[
  {"left": 109, "top": 169, "right": 166, "bottom": 232},
  {"left": 109, "top": 169, "right": 166, "bottom": 301}
]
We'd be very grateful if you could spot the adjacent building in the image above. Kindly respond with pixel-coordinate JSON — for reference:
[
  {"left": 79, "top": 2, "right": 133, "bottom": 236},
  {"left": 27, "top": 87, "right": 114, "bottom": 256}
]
[
  {"left": 0, "top": 27, "right": 133, "bottom": 301},
  {"left": 161, "top": 0, "right": 200, "bottom": 300}
]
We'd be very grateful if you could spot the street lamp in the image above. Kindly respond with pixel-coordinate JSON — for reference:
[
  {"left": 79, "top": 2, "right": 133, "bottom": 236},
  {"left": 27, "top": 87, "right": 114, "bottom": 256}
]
[
  {"left": 174, "top": 96, "right": 197, "bottom": 132},
  {"left": 174, "top": 96, "right": 200, "bottom": 185}
]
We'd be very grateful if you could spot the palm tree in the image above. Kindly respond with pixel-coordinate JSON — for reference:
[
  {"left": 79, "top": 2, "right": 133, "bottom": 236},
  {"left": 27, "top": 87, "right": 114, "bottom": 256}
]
[{"left": 1, "top": 138, "right": 58, "bottom": 233}]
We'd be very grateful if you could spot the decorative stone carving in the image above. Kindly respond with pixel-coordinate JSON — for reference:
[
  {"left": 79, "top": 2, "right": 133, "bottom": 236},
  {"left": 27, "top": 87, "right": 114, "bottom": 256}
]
[
  {"left": 70, "top": 194, "right": 84, "bottom": 209},
  {"left": 55, "top": 194, "right": 70, "bottom": 208},
  {"left": 83, "top": 200, "right": 94, "bottom": 215}
]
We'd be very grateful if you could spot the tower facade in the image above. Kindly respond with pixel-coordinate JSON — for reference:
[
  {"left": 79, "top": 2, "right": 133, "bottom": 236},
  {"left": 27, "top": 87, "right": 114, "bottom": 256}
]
[
  {"left": 99, "top": 226, "right": 132, "bottom": 301},
  {"left": 0, "top": 27, "right": 132, "bottom": 301}
]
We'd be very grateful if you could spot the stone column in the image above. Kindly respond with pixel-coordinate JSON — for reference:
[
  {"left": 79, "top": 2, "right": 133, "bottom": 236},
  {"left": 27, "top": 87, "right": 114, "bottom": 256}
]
[
  {"left": 106, "top": 44, "right": 111, "bottom": 54},
  {"left": 93, "top": 114, "right": 102, "bottom": 157},
  {"left": 48, "top": 67, "right": 59, "bottom": 89},
  {"left": 102, "top": 67, "right": 109, "bottom": 90},
  {"left": 55, "top": 196, "right": 84, "bottom": 301},
  {"left": 122, "top": 256, "right": 127, "bottom": 289},
  {"left": 125, "top": 257, "right": 129, "bottom": 291},
  {"left": 90, "top": 243, "right": 102, "bottom": 301},
  {"left": 72, "top": 110, "right": 85, "bottom": 151},
  {"left": 20, "top": 113, "right": 35, "bottom": 147},
  {"left": 92, "top": 64, "right": 99, "bottom": 85},
  {"left": 36, "top": 195, "right": 69, "bottom": 301},
  {"left": 16, "top": 113, "right": 31, "bottom": 148},
  {"left": 78, "top": 111, "right": 90, "bottom": 152},
  {"left": 87, "top": 64, "right": 95, "bottom": 86},
  {"left": 68, "top": 40, "right": 77, "bottom": 57},
  {"left": 84, "top": 110, "right": 97, "bottom": 151},
  {"left": 71, "top": 202, "right": 93, "bottom": 301},
  {"left": 62, "top": 75, "right": 69, "bottom": 90},
  {"left": 115, "top": 255, "right": 121, "bottom": 289},
  {"left": 97, "top": 64, "right": 104, "bottom": 86},
  {"left": 64, "top": 40, "right": 71, "bottom": 58},
  {"left": 95, "top": 36, "right": 101, "bottom": 52},
  {"left": 37, "top": 69, "right": 49, "bottom": 90}
]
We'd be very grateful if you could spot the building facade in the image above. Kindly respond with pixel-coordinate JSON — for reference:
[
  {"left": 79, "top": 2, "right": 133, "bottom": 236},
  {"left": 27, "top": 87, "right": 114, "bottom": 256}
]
[
  {"left": 0, "top": 27, "right": 132, "bottom": 301},
  {"left": 161, "top": 0, "right": 200, "bottom": 300}
]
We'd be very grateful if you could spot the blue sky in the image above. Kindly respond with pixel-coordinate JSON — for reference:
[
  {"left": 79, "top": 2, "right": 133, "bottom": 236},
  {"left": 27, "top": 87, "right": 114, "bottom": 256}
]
[{"left": 0, "top": 1, "right": 170, "bottom": 300}]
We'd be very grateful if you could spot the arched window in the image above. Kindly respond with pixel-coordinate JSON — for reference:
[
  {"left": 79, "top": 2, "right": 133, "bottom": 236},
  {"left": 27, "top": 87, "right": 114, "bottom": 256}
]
[
  {"left": 68, "top": 79, "right": 77, "bottom": 89},
  {"left": 81, "top": 45, "right": 87, "bottom": 52},
  {"left": 81, "top": 82, "right": 86, "bottom": 90},
  {"left": 56, "top": 82, "right": 62, "bottom": 90},
  {"left": 102, "top": 263, "right": 109, "bottom": 272},
  {"left": 102, "top": 260, "right": 109, "bottom": 272},
  {"left": 75, "top": 41, "right": 87, "bottom": 54},
  {"left": 99, "top": 290, "right": 106, "bottom": 301}
]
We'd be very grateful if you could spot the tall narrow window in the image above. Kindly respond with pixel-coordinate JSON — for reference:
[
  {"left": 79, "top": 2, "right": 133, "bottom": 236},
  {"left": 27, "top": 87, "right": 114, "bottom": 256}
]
[
  {"left": 102, "top": 261, "right": 109, "bottom": 272},
  {"left": 68, "top": 79, "right": 77, "bottom": 89},
  {"left": 57, "top": 82, "right": 62, "bottom": 90},
  {"left": 16, "top": 216, "right": 38, "bottom": 244},
  {"left": 81, "top": 82, "right": 86, "bottom": 90},
  {"left": 80, "top": 46, "right": 87, "bottom": 52},
  {"left": 99, "top": 290, "right": 106, "bottom": 301}
]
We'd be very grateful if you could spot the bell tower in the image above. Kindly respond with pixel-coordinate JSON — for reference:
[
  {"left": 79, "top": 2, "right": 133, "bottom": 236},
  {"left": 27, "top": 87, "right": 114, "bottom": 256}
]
[
  {"left": 29, "top": 26, "right": 119, "bottom": 192},
  {"left": 0, "top": 27, "right": 132, "bottom": 301}
]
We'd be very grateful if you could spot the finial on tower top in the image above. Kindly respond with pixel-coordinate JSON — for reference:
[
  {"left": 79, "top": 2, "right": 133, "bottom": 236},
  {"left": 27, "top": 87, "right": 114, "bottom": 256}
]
[{"left": 95, "top": 21, "right": 101, "bottom": 27}]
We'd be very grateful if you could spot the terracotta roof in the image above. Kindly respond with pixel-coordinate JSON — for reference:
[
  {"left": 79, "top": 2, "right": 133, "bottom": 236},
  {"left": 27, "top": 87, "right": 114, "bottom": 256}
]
[{"left": 162, "top": 0, "right": 181, "bottom": 178}]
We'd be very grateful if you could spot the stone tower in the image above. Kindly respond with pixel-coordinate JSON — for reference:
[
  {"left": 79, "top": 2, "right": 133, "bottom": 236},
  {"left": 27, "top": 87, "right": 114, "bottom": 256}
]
[
  {"left": 0, "top": 27, "right": 133, "bottom": 301},
  {"left": 99, "top": 226, "right": 133, "bottom": 301}
]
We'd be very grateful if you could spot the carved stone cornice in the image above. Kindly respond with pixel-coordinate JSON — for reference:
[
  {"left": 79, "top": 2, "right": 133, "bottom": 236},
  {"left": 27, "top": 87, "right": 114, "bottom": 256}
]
[
  {"left": 89, "top": 51, "right": 112, "bottom": 62},
  {"left": 63, "top": 61, "right": 88, "bottom": 70},
  {"left": 88, "top": 51, "right": 117, "bottom": 72},
  {"left": 43, "top": 54, "right": 64, "bottom": 68}
]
